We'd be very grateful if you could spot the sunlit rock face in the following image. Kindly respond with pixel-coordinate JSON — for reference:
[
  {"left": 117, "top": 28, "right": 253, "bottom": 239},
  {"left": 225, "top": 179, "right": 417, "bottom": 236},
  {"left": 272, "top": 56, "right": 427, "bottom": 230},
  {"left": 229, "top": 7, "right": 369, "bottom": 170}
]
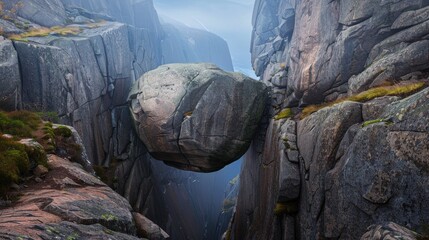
[
  {"left": 251, "top": 0, "right": 429, "bottom": 106},
  {"left": 129, "top": 63, "right": 268, "bottom": 172}
]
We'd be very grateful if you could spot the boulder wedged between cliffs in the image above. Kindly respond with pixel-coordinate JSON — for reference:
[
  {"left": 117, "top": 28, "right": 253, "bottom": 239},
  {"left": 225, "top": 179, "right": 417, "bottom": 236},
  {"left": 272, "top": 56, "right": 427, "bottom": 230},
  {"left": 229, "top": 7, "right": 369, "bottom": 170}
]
[{"left": 128, "top": 63, "right": 268, "bottom": 172}]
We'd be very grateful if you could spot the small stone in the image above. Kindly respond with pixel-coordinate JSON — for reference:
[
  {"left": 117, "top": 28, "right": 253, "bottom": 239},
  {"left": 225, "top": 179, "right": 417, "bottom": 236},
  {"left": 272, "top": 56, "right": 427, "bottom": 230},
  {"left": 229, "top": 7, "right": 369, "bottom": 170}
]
[
  {"left": 133, "top": 212, "right": 170, "bottom": 239},
  {"left": 1, "top": 134, "right": 13, "bottom": 139},
  {"left": 10, "top": 183, "right": 20, "bottom": 191},
  {"left": 35, "top": 177, "right": 43, "bottom": 183},
  {"left": 34, "top": 165, "right": 49, "bottom": 177}
]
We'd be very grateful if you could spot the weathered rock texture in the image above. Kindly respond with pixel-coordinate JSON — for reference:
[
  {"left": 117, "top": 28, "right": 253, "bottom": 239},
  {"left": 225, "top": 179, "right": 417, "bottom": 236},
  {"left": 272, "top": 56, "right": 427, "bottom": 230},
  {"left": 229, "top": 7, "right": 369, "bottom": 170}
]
[
  {"left": 229, "top": 1, "right": 429, "bottom": 239},
  {"left": 231, "top": 88, "right": 429, "bottom": 239},
  {"left": 251, "top": 0, "right": 429, "bottom": 106},
  {"left": 0, "top": 38, "right": 21, "bottom": 111},
  {"left": 129, "top": 63, "right": 267, "bottom": 172},
  {"left": 361, "top": 222, "right": 420, "bottom": 240},
  {"left": 0, "top": 152, "right": 143, "bottom": 239},
  {"left": 0, "top": 0, "right": 237, "bottom": 239}
]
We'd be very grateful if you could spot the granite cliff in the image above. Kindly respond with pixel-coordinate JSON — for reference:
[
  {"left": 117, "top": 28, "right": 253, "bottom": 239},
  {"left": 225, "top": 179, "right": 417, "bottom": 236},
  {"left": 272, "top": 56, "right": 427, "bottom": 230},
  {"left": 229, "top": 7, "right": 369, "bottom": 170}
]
[
  {"left": 227, "top": 0, "right": 429, "bottom": 239},
  {"left": 0, "top": 0, "right": 237, "bottom": 239},
  {"left": 2, "top": 0, "right": 429, "bottom": 239}
]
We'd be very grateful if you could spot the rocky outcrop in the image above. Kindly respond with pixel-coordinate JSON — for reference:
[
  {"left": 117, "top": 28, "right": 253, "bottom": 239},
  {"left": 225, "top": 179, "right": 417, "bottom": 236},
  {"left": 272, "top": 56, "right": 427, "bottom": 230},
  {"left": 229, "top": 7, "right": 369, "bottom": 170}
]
[
  {"left": 0, "top": 38, "right": 20, "bottom": 111},
  {"left": 324, "top": 88, "right": 429, "bottom": 239},
  {"left": 0, "top": 151, "right": 145, "bottom": 239},
  {"left": 361, "top": 222, "right": 420, "bottom": 240},
  {"left": 133, "top": 212, "right": 170, "bottom": 240},
  {"left": 13, "top": 0, "right": 67, "bottom": 27},
  {"left": 230, "top": 86, "right": 429, "bottom": 239},
  {"left": 228, "top": 1, "right": 429, "bottom": 239},
  {"left": 251, "top": 0, "right": 429, "bottom": 106},
  {"left": 129, "top": 63, "right": 267, "bottom": 172},
  {"left": 14, "top": 22, "right": 139, "bottom": 167},
  {"left": 1, "top": 1, "right": 239, "bottom": 239}
]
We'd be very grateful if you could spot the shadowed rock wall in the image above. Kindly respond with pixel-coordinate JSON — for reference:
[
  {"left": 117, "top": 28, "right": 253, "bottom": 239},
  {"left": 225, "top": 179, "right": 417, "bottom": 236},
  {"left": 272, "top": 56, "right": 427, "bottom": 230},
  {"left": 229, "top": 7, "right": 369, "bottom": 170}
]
[{"left": 229, "top": 0, "right": 429, "bottom": 239}]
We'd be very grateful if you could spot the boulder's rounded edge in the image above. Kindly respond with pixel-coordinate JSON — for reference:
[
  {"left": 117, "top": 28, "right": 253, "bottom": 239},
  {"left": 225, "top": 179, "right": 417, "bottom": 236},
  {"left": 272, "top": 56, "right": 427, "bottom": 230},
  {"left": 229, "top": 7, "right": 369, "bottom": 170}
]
[{"left": 128, "top": 63, "right": 268, "bottom": 172}]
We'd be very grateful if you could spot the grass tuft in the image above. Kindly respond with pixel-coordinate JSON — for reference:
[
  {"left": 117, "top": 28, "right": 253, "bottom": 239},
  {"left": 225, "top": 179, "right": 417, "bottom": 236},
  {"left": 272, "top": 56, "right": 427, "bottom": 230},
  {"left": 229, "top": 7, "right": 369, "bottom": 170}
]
[
  {"left": 301, "top": 81, "right": 427, "bottom": 119},
  {"left": 274, "top": 108, "right": 293, "bottom": 120},
  {"left": 0, "top": 111, "right": 42, "bottom": 138},
  {"left": 54, "top": 126, "right": 72, "bottom": 138},
  {"left": 361, "top": 118, "right": 393, "bottom": 128},
  {"left": 0, "top": 137, "right": 30, "bottom": 196},
  {"left": 8, "top": 26, "right": 81, "bottom": 41}
]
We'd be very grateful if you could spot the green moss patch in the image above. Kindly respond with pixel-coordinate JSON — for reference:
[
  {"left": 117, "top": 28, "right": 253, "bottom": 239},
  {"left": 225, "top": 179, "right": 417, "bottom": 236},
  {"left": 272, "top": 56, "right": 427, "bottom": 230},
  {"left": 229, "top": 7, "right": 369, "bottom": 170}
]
[
  {"left": 25, "top": 143, "right": 48, "bottom": 168},
  {"left": 362, "top": 118, "right": 393, "bottom": 128},
  {"left": 101, "top": 213, "right": 118, "bottom": 221},
  {"left": 0, "top": 137, "right": 30, "bottom": 196},
  {"left": 274, "top": 108, "right": 292, "bottom": 120},
  {"left": 301, "top": 81, "right": 427, "bottom": 119},
  {"left": 54, "top": 126, "right": 73, "bottom": 138},
  {"left": 274, "top": 202, "right": 298, "bottom": 215}
]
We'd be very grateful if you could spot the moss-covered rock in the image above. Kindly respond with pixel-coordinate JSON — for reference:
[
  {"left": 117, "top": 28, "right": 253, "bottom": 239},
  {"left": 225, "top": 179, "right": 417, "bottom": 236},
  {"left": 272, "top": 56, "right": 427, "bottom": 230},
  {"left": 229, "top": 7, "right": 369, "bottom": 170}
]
[
  {"left": 54, "top": 126, "right": 72, "bottom": 138},
  {"left": 0, "top": 137, "right": 30, "bottom": 196},
  {"left": 0, "top": 111, "right": 42, "bottom": 138},
  {"left": 19, "top": 139, "right": 48, "bottom": 168}
]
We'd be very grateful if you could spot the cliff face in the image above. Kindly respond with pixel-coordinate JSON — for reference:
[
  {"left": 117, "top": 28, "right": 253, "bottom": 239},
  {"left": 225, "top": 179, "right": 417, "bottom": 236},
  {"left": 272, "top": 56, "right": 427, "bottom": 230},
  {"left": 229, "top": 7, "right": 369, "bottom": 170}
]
[
  {"left": 0, "top": 1, "right": 235, "bottom": 239},
  {"left": 230, "top": 0, "right": 429, "bottom": 239},
  {"left": 251, "top": 0, "right": 429, "bottom": 106},
  {"left": 161, "top": 21, "right": 234, "bottom": 72}
]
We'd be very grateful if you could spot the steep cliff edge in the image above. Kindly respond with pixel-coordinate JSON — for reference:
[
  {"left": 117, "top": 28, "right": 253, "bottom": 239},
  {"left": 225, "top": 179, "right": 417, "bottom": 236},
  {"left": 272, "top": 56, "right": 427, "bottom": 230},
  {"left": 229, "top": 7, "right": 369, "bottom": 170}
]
[
  {"left": 0, "top": 1, "right": 236, "bottom": 239},
  {"left": 251, "top": 0, "right": 429, "bottom": 106},
  {"left": 229, "top": 0, "right": 429, "bottom": 239},
  {"left": 0, "top": 111, "right": 162, "bottom": 239}
]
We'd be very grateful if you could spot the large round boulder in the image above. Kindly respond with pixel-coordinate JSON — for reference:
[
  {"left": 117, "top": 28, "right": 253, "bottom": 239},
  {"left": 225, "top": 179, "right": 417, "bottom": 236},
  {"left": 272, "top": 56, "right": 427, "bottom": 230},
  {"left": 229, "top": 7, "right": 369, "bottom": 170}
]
[{"left": 128, "top": 63, "right": 268, "bottom": 172}]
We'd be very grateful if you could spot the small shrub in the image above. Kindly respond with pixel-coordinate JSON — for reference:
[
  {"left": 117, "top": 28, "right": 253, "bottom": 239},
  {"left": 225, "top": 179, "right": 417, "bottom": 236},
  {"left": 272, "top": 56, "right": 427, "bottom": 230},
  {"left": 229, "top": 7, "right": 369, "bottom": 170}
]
[
  {"left": 0, "top": 137, "right": 30, "bottom": 196},
  {"left": 25, "top": 144, "right": 48, "bottom": 168},
  {"left": 54, "top": 126, "right": 72, "bottom": 138},
  {"left": 5, "top": 149, "right": 29, "bottom": 174},
  {"left": 0, "top": 113, "right": 31, "bottom": 138},
  {"left": 8, "top": 110, "right": 42, "bottom": 130},
  {"left": 274, "top": 108, "right": 292, "bottom": 120}
]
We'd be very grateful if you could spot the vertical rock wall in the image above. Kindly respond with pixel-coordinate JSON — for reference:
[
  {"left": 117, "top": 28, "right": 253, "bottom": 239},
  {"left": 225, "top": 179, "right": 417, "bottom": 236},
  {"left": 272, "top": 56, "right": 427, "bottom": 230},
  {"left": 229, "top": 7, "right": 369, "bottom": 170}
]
[
  {"left": 0, "top": 1, "right": 235, "bottom": 239},
  {"left": 0, "top": 38, "right": 21, "bottom": 111},
  {"left": 230, "top": 0, "right": 429, "bottom": 239}
]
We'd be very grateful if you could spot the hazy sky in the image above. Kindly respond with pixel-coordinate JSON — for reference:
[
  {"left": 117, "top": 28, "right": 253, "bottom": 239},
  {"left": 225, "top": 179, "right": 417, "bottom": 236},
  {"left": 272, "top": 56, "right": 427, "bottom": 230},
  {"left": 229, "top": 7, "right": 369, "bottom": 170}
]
[{"left": 153, "top": 0, "right": 257, "bottom": 78}]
